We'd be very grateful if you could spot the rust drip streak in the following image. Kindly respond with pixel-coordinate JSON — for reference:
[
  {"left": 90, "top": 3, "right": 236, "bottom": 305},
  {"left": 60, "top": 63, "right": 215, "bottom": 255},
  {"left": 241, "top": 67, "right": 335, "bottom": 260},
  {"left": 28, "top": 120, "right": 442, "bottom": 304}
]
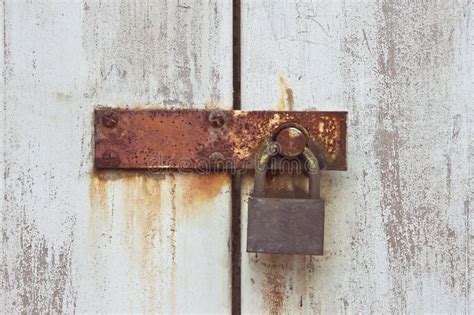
[
  {"left": 90, "top": 171, "right": 165, "bottom": 313},
  {"left": 263, "top": 270, "right": 286, "bottom": 315},
  {"left": 122, "top": 175, "right": 161, "bottom": 313},
  {"left": 169, "top": 174, "right": 177, "bottom": 315},
  {"left": 177, "top": 173, "right": 228, "bottom": 217},
  {"left": 88, "top": 170, "right": 226, "bottom": 312},
  {"left": 88, "top": 172, "right": 113, "bottom": 303},
  {"left": 277, "top": 77, "right": 294, "bottom": 111},
  {"left": 252, "top": 254, "right": 290, "bottom": 315}
]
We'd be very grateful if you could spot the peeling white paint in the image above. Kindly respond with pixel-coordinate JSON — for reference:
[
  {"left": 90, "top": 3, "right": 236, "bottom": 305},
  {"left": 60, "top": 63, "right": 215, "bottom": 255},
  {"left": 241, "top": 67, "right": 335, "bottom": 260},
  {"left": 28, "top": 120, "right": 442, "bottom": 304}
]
[
  {"left": 241, "top": 0, "right": 472, "bottom": 313},
  {"left": 1, "top": 1, "right": 232, "bottom": 313},
  {"left": 1, "top": 0, "right": 472, "bottom": 313}
]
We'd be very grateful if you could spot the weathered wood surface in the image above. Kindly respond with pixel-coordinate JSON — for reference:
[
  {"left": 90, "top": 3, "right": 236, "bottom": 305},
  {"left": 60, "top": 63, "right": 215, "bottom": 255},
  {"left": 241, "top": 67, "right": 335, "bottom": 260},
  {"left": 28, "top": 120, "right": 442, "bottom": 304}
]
[
  {"left": 1, "top": 0, "right": 472, "bottom": 313},
  {"left": 241, "top": 0, "right": 472, "bottom": 314},
  {"left": 1, "top": 1, "right": 232, "bottom": 313}
]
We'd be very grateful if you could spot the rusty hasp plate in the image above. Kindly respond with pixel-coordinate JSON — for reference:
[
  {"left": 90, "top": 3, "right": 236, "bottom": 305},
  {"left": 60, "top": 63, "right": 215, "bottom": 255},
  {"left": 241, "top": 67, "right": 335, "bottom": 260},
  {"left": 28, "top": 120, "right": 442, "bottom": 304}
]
[{"left": 94, "top": 109, "right": 347, "bottom": 170}]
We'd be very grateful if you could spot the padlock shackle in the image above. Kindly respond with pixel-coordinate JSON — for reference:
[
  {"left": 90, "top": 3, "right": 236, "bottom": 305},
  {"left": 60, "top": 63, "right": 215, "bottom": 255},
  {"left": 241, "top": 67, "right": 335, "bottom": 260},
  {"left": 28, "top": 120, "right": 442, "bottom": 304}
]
[
  {"left": 303, "top": 147, "right": 320, "bottom": 199},
  {"left": 254, "top": 140, "right": 279, "bottom": 197},
  {"left": 253, "top": 141, "right": 320, "bottom": 199}
]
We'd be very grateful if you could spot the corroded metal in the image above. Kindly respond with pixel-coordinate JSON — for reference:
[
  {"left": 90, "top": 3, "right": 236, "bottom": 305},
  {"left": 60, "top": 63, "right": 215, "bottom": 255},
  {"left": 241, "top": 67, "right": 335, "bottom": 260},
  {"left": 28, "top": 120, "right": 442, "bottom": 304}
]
[
  {"left": 246, "top": 197, "right": 325, "bottom": 255},
  {"left": 94, "top": 108, "right": 347, "bottom": 170},
  {"left": 247, "top": 143, "right": 324, "bottom": 255},
  {"left": 100, "top": 151, "right": 120, "bottom": 167},
  {"left": 253, "top": 140, "right": 280, "bottom": 197},
  {"left": 101, "top": 110, "right": 119, "bottom": 128},
  {"left": 275, "top": 127, "right": 307, "bottom": 157}
]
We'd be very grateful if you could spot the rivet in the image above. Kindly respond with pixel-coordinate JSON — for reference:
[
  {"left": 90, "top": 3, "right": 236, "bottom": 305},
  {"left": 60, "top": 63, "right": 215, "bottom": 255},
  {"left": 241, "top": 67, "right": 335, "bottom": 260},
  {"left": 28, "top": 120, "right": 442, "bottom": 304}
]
[
  {"left": 101, "top": 150, "right": 119, "bottom": 167},
  {"left": 208, "top": 110, "right": 225, "bottom": 128},
  {"left": 102, "top": 110, "right": 119, "bottom": 128}
]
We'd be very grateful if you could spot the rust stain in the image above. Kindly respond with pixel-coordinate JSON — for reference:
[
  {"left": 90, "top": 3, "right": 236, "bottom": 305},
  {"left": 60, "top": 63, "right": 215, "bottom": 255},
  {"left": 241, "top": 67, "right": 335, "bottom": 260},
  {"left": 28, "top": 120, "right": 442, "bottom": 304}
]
[
  {"left": 89, "top": 172, "right": 111, "bottom": 228},
  {"left": 204, "top": 101, "right": 228, "bottom": 110},
  {"left": 122, "top": 173, "right": 162, "bottom": 313},
  {"left": 258, "top": 255, "right": 288, "bottom": 315},
  {"left": 93, "top": 108, "right": 347, "bottom": 171},
  {"left": 89, "top": 170, "right": 165, "bottom": 312},
  {"left": 88, "top": 171, "right": 114, "bottom": 302},
  {"left": 88, "top": 170, "right": 228, "bottom": 311},
  {"left": 176, "top": 173, "right": 229, "bottom": 218},
  {"left": 254, "top": 176, "right": 306, "bottom": 313},
  {"left": 263, "top": 271, "right": 285, "bottom": 314},
  {"left": 277, "top": 76, "right": 294, "bottom": 111},
  {"left": 168, "top": 174, "right": 177, "bottom": 314},
  {"left": 248, "top": 125, "right": 310, "bottom": 314}
]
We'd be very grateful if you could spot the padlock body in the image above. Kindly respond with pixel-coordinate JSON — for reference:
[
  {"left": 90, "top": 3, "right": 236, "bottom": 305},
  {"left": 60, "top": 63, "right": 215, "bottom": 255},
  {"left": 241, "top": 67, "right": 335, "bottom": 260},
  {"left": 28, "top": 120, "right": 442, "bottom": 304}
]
[{"left": 247, "top": 197, "right": 324, "bottom": 255}]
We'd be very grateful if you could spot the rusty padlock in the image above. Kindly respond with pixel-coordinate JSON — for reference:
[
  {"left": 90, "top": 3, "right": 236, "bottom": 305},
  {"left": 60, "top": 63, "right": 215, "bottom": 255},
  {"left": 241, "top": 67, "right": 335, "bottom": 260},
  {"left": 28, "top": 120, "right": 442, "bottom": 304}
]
[{"left": 247, "top": 141, "right": 324, "bottom": 255}]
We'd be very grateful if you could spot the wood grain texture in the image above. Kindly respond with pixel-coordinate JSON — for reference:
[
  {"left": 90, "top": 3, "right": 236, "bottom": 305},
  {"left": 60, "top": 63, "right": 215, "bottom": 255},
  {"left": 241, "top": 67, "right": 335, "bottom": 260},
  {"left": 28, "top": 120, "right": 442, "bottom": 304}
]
[
  {"left": 241, "top": 0, "right": 472, "bottom": 313},
  {"left": 1, "top": 1, "right": 232, "bottom": 313}
]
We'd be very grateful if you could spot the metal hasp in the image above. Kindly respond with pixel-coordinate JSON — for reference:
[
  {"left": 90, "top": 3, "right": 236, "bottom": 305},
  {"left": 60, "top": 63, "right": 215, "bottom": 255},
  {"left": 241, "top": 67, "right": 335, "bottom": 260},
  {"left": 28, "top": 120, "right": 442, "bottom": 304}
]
[
  {"left": 94, "top": 109, "right": 347, "bottom": 171},
  {"left": 247, "top": 140, "right": 325, "bottom": 255}
]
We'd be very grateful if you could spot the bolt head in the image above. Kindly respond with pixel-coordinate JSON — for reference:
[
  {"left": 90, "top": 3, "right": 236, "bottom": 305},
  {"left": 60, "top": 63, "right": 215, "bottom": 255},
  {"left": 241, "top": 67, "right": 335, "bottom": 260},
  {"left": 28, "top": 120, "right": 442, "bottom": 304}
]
[
  {"left": 102, "top": 110, "right": 119, "bottom": 128},
  {"left": 275, "top": 127, "right": 307, "bottom": 157},
  {"left": 101, "top": 150, "right": 119, "bottom": 167},
  {"left": 208, "top": 111, "right": 225, "bottom": 128}
]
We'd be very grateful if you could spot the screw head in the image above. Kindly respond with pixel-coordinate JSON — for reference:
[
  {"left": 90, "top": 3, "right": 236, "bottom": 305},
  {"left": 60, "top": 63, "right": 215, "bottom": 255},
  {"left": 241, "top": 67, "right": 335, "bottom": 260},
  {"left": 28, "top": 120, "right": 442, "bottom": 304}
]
[
  {"left": 101, "top": 151, "right": 119, "bottom": 167},
  {"left": 208, "top": 110, "right": 225, "bottom": 128},
  {"left": 275, "top": 127, "right": 307, "bottom": 157},
  {"left": 102, "top": 110, "right": 119, "bottom": 128}
]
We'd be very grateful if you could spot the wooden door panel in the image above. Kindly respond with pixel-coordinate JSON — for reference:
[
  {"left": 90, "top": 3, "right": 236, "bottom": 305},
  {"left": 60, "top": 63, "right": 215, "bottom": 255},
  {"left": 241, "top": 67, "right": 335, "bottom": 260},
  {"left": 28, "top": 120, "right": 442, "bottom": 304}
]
[
  {"left": 240, "top": 1, "right": 471, "bottom": 313},
  {"left": 1, "top": 1, "right": 232, "bottom": 313}
]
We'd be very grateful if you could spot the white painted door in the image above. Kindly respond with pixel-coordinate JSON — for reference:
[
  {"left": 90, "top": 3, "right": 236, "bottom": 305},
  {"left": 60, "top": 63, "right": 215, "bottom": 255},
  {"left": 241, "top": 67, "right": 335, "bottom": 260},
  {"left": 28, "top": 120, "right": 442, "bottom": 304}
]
[
  {"left": 2, "top": 1, "right": 232, "bottom": 313},
  {"left": 1, "top": 1, "right": 472, "bottom": 314},
  {"left": 240, "top": 1, "right": 472, "bottom": 314}
]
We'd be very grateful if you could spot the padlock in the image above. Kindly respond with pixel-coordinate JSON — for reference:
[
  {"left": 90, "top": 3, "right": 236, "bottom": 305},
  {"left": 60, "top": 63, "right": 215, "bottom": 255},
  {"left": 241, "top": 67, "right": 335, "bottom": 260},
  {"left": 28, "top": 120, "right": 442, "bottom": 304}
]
[{"left": 247, "top": 141, "right": 324, "bottom": 255}]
